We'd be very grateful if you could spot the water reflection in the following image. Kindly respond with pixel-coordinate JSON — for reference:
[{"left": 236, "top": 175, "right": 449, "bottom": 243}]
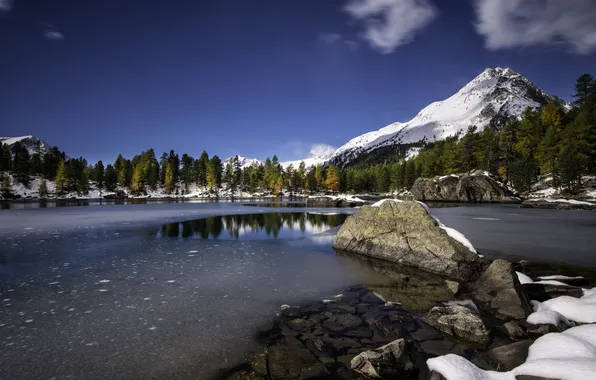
[
  {"left": 335, "top": 250, "right": 459, "bottom": 312},
  {"left": 158, "top": 212, "right": 349, "bottom": 240}
]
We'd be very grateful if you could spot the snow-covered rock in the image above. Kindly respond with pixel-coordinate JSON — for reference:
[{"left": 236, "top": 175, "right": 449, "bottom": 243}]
[{"left": 329, "top": 67, "right": 566, "bottom": 166}]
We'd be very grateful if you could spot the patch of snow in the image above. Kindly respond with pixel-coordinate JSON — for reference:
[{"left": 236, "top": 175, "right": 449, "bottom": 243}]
[
  {"left": 440, "top": 226, "right": 477, "bottom": 254},
  {"left": 527, "top": 288, "right": 596, "bottom": 324},
  {"left": 371, "top": 198, "right": 403, "bottom": 207},
  {"left": 516, "top": 272, "right": 534, "bottom": 285},
  {"left": 526, "top": 198, "right": 595, "bottom": 206},
  {"left": 428, "top": 324, "right": 596, "bottom": 380},
  {"left": 537, "top": 275, "right": 584, "bottom": 281}
]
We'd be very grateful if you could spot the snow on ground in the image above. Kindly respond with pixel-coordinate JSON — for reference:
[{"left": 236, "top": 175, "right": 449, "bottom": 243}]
[
  {"left": 415, "top": 200, "right": 478, "bottom": 254},
  {"left": 516, "top": 272, "right": 579, "bottom": 287},
  {"left": 527, "top": 289, "right": 596, "bottom": 324},
  {"left": 537, "top": 275, "right": 584, "bottom": 281},
  {"left": 525, "top": 198, "right": 596, "bottom": 206},
  {"left": 428, "top": 324, "right": 596, "bottom": 380},
  {"left": 516, "top": 272, "right": 534, "bottom": 284},
  {"left": 371, "top": 198, "right": 403, "bottom": 207}
]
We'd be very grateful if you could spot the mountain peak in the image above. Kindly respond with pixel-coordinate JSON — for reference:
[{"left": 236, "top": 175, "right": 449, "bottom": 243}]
[{"left": 330, "top": 67, "right": 564, "bottom": 166}]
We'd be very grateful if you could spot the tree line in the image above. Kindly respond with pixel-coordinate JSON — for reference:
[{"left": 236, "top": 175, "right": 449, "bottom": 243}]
[{"left": 1, "top": 73, "right": 594, "bottom": 198}]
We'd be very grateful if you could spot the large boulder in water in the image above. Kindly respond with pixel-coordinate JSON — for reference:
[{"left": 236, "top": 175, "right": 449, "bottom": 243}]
[
  {"left": 411, "top": 173, "right": 518, "bottom": 203},
  {"left": 332, "top": 200, "right": 487, "bottom": 282}
]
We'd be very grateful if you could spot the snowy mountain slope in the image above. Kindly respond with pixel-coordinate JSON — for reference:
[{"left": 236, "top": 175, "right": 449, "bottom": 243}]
[
  {"left": 330, "top": 68, "right": 567, "bottom": 165},
  {"left": 0, "top": 135, "right": 67, "bottom": 157},
  {"left": 225, "top": 155, "right": 263, "bottom": 169}
]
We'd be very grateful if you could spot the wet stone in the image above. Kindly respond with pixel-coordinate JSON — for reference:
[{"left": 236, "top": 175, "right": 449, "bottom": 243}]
[
  {"left": 343, "top": 326, "right": 374, "bottom": 339},
  {"left": 410, "top": 326, "right": 443, "bottom": 342},
  {"left": 334, "top": 313, "right": 363, "bottom": 328},
  {"left": 420, "top": 339, "right": 456, "bottom": 357},
  {"left": 287, "top": 318, "right": 314, "bottom": 332}
]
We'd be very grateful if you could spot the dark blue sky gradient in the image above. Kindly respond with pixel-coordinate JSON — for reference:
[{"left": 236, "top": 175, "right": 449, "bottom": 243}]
[{"left": 2, "top": 0, "right": 595, "bottom": 164}]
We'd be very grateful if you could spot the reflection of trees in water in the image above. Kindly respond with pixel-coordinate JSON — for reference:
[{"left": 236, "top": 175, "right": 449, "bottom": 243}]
[{"left": 160, "top": 213, "right": 348, "bottom": 239}]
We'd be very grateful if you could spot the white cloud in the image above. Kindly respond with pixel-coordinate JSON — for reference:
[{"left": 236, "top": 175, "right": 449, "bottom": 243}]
[
  {"left": 308, "top": 144, "right": 337, "bottom": 159},
  {"left": 279, "top": 142, "right": 337, "bottom": 161},
  {"left": 0, "top": 0, "right": 13, "bottom": 12},
  {"left": 317, "top": 32, "right": 360, "bottom": 51},
  {"left": 44, "top": 26, "right": 64, "bottom": 40},
  {"left": 318, "top": 32, "right": 343, "bottom": 45},
  {"left": 344, "top": 40, "right": 360, "bottom": 51},
  {"left": 473, "top": 0, "right": 596, "bottom": 54},
  {"left": 343, "top": 0, "right": 436, "bottom": 54}
]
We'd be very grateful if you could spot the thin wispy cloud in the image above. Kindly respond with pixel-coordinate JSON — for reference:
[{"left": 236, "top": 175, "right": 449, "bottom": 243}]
[
  {"left": 0, "top": 0, "right": 13, "bottom": 12},
  {"left": 280, "top": 141, "right": 337, "bottom": 161},
  {"left": 318, "top": 32, "right": 343, "bottom": 45},
  {"left": 44, "top": 25, "right": 64, "bottom": 40},
  {"left": 473, "top": 0, "right": 596, "bottom": 54},
  {"left": 343, "top": 0, "right": 437, "bottom": 54},
  {"left": 318, "top": 32, "right": 360, "bottom": 51}
]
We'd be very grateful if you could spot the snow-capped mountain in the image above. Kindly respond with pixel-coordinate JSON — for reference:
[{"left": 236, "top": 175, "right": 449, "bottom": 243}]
[
  {"left": 227, "top": 145, "right": 335, "bottom": 170},
  {"left": 225, "top": 155, "right": 263, "bottom": 169},
  {"left": 0, "top": 135, "right": 64, "bottom": 157},
  {"left": 280, "top": 145, "right": 335, "bottom": 169},
  {"left": 330, "top": 67, "right": 567, "bottom": 166}
]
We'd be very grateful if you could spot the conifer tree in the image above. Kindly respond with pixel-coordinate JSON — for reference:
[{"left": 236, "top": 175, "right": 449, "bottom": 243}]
[
  {"left": 55, "top": 160, "right": 68, "bottom": 196},
  {"left": 93, "top": 161, "right": 105, "bottom": 189},
  {"left": 1, "top": 173, "right": 12, "bottom": 199},
  {"left": 207, "top": 155, "right": 222, "bottom": 189},
  {"left": 314, "top": 165, "right": 323, "bottom": 192},
  {"left": 164, "top": 163, "right": 175, "bottom": 194},
  {"left": 194, "top": 151, "right": 209, "bottom": 186},
  {"left": 11, "top": 142, "right": 30, "bottom": 186},
  {"left": 104, "top": 164, "right": 117, "bottom": 191},
  {"left": 325, "top": 164, "right": 341, "bottom": 192},
  {"left": 180, "top": 153, "right": 195, "bottom": 192},
  {"left": 38, "top": 178, "right": 48, "bottom": 198}
]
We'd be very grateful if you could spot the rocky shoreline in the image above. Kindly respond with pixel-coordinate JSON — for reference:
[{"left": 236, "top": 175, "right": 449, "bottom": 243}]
[
  {"left": 215, "top": 200, "right": 596, "bottom": 379},
  {"left": 215, "top": 261, "right": 594, "bottom": 380}
]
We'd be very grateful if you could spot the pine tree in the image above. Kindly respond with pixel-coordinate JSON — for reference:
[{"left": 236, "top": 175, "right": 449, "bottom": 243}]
[
  {"left": 180, "top": 153, "right": 195, "bottom": 192},
  {"left": 39, "top": 178, "right": 48, "bottom": 198},
  {"left": 207, "top": 155, "right": 222, "bottom": 189},
  {"left": 55, "top": 160, "right": 68, "bottom": 196},
  {"left": 1, "top": 173, "right": 12, "bottom": 199},
  {"left": 11, "top": 142, "right": 30, "bottom": 186},
  {"left": 0, "top": 143, "right": 9, "bottom": 172},
  {"left": 325, "top": 164, "right": 341, "bottom": 192},
  {"left": 224, "top": 160, "right": 235, "bottom": 192},
  {"left": 78, "top": 165, "right": 90, "bottom": 195},
  {"left": 131, "top": 163, "right": 146, "bottom": 194},
  {"left": 195, "top": 151, "right": 209, "bottom": 186},
  {"left": 314, "top": 165, "right": 323, "bottom": 192},
  {"left": 30, "top": 140, "right": 43, "bottom": 176},
  {"left": 573, "top": 74, "right": 595, "bottom": 108},
  {"left": 105, "top": 164, "right": 117, "bottom": 191},
  {"left": 93, "top": 161, "right": 105, "bottom": 189},
  {"left": 164, "top": 163, "right": 175, "bottom": 194}
]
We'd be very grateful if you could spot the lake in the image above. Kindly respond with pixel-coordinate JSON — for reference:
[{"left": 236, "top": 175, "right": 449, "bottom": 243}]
[{"left": 1, "top": 201, "right": 595, "bottom": 379}]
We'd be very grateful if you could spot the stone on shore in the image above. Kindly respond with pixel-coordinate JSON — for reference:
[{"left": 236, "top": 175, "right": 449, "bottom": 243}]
[
  {"left": 423, "top": 305, "right": 491, "bottom": 344},
  {"left": 333, "top": 200, "right": 487, "bottom": 282},
  {"left": 350, "top": 338, "right": 419, "bottom": 379},
  {"left": 472, "top": 260, "right": 532, "bottom": 321}
]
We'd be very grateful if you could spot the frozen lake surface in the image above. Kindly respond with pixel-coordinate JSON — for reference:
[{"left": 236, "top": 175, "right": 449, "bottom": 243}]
[{"left": 1, "top": 202, "right": 595, "bottom": 379}]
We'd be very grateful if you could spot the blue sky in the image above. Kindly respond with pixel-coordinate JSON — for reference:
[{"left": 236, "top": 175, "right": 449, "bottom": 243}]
[{"left": 2, "top": 0, "right": 595, "bottom": 165}]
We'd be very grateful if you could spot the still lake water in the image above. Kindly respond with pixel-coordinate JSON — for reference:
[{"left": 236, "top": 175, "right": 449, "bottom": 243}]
[{"left": 1, "top": 201, "right": 595, "bottom": 379}]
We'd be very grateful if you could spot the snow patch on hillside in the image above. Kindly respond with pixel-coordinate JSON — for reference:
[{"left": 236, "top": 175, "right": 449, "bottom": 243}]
[{"left": 331, "top": 68, "right": 565, "bottom": 165}]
